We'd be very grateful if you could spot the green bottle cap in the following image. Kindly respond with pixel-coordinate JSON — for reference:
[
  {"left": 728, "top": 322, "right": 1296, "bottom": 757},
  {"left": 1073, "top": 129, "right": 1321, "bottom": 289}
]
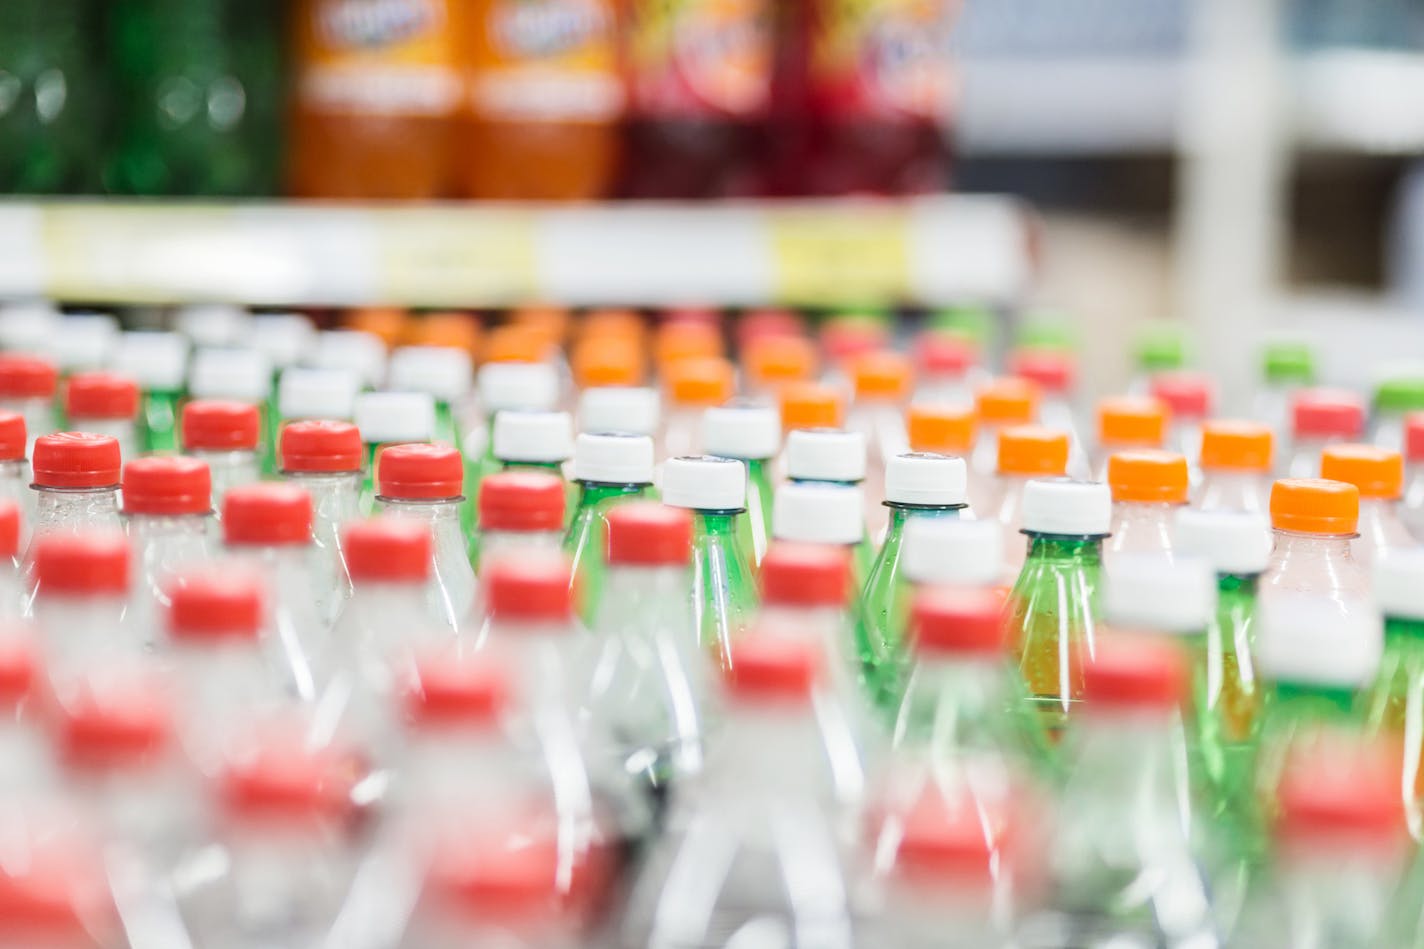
[
  {"left": 1374, "top": 376, "right": 1424, "bottom": 414},
  {"left": 1262, "top": 342, "right": 1316, "bottom": 385},
  {"left": 929, "top": 305, "right": 994, "bottom": 347},
  {"left": 1015, "top": 317, "right": 1075, "bottom": 353},
  {"left": 1135, "top": 325, "right": 1188, "bottom": 372}
]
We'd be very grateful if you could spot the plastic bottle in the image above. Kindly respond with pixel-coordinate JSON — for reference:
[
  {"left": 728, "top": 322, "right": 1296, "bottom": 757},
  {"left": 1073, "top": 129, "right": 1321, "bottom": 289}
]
[
  {"left": 0, "top": 501, "right": 23, "bottom": 616},
  {"left": 702, "top": 403, "right": 779, "bottom": 566},
  {"left": 111, "top": 332, "right": 189, "bottom": 454},
  {"left": 1284, "top": 388, "right": 1365, "bottom": 479},
  {"left": 772, "top": 480, "right": 867, "bottom": 589},
  {"left": 311, "top": 330, "right": 387, "bottom": 391},
  {"left": 661, "top": 357, "right": 735, "bottom": 459},
  {"left": 970, "top": 378, "right": 1038, "bottom": 495},
  {"left": 1008, "top": 348, "right": 1088, "bottom": 479},
  {"left": 1092, "top": 395, "right": 1167, "bottom": 480},
  {"left": 848, "top": 351, "right": 913, "bottom": 538},
  {"left": 62, "top": 372, "right": 140, "bottom": 469},
  {"left": 743, "top": 335, "right": 817, "bottom": 402},
  {"left": 1150, "top": 370, "right": 1214, "bottom": 475},
  {"left": 473, "top": 470, "right": 566, "bottom": 579},
  {"left": 31, "top": 532, "right": 139, "bottom": 688},
  {"left": 1105, "top": 449, "right": 1189, "bottom": 561},
  {"left": 1261, "top": 478, "right": 1372, "bottom": 623},
  {"left": 912, "top": 330, "right": 976, "bottom": 408},
  {"left": 1254, "top": 340, "right": 1317, "bottom": 440},
  {"left": 900, "top": 515, "right": 1003, "bottom": 592},
  {"left": 354, "top": 391, "right": 438, "bottom": 509},
  {"left": 180, "top": 400, "right": 261, "bottom": 515},
  {"left": 564, "top": 432, "right": 656, "bottom": 624},
  {"left": 0, "top": 412, "right": 32, "bottom": 549},
  {"left": 1364, "top": 550, "right": 1424, "bottom": 841},
  {"left": 0, "top": 629, "right": 53, "bottom": 801},
  {"left": 23, "top": 433, "right": 123, "bottom": 592},
  {"left": 1006, "top": 478, "right": 1111, "bottom": 737},
  {"left": 278, "top": 421, "right": 364, "bottom": 629},
  {"left": 472, "top": 361, "right": 560, "bottom": 492},
  {"left": 1372, "top": 372, "right": 1424, "bottom": 455},
  {"left": 0, "top": 353, "right": 57, "bottom": 454},
  {"left": 1403, "top": 413, "right": 1424, "bottom": 540},
  {"left": 1320, "top": 443, "right": 1413, "bottom": 568},
  {"left": 388, "top": 345, "right": 475, "bottom": 448},
  {"left": 577, "top": 385, "right": 661, "bottom": 438},
  {"left": 121, "top": 456, "right": 215, "bottom": 640},
  {"left": 375, "top": 443, "right": 475, "bottom": 632},
  {"left": 186, "top": 347, "right": 272, "bottom": 450},
  {"left": 989, "top": 426, "right": 1069, "bottom": 584},
  {"left": 1197, "top": 420, "right": 1274, "bottom": 513}
]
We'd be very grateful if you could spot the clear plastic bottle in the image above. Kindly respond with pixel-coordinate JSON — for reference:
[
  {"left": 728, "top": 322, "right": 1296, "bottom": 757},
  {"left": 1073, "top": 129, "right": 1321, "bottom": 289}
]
[
  {"left": 848, "top": 351, "right": 913, "bottom": 539},
  {"left": 62, "top": 371, "right": 140, "bottom": 463},
  {"left": 180, "top": 400, "right": 262, "bottom": 515},
  {"left": 703, "top": 403, "right": 780, "bottom": 567},
  {"left": 1283, "top": 388, "right": 1363, "bottom": 479},
  {"left": 1365, "top": 550, "right": 1424, "bottom": 841},
  {"left": 970, "top": 378, "right": 1038, "bottom": 497},
  {"left": 112, "top": 331, "right": 189, "bottom": 455},
  {"left": 1405, "top": 413, "right": 1424, "bottom": 540},
  {"left": 1371, "top": 372, "right": 1424, "bottom": 455},
  {"left": 564, "top": 433, "right": 656, "bottom": 625},
  {"left": 388, "top": 345, "right": 475, "bottom": 448},
  {"left": 772, "top": 480, "right": 868, "bottom": 590},
  {"left": 912, "top": 329, "right": 976, "bottom": 408},
  {"left": 354, "top": 391, "right": 438, "bottom": 510},
  {"left": 0, "top": 500, "right": 23, "bottom": 617},
  {"left": 1253, "top": 340, "right": 1316, "bottom": 441},
  {"left": 660, "top": 357, "right": 735, "bottom": 460},
  {"left": 0, "top": 352, "right": 58, "bottom": 454},
  {"left": 1008, "top": 348, "right": 1089, "bottom": 481},
  {"left": 989, "top": 426, "right": 1069, "bottom": 584},
  {"left": 1198, "top": 421, "right": 1274, "bottom": 513},
  {"left": 1092, "top": 395, "right": 1168, "bottom": 481},
  {"left": 1261, "top": 478, "right": 1373, "bottom": 623},
  {"left": 278, "top": 420, "right": 364, "bottom": 630},
  {"left": 1105, "top": 449, "right": 1189, "bottom": 562},
  {"left": 31, "top": 532, "right": 140, "bottom": 688},
  {"left": 1320, "top": 444, "right": 1414, "bottom": 569},
  {"left": 23, "top": 432, "right": 123, "bottom": 595},
  {"left": 121, "top": 456, "right": 215, "bottom": 641},
  {"left": 473, "top": 470, "right": 566, "bottom": 578},
  {"left": 0, "top": 630, "right": 54, "bottom": 800},
  {"left": 576, "top": 386, "right": 660, "bottom": 438},
  {"left": 1150, "top": 370, "right": 1214, "bottom": 477},
  {"left": 0, "top": 411, "right": 33, "bottom": 550}
]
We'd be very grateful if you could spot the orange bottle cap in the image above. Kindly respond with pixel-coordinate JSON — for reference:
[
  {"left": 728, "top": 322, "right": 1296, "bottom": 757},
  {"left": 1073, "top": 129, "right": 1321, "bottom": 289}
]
[
  {"left": 572, "top": 337, "right": 644, "bottom": 388},
  {"left": 509, "top": 306, "right": 569, "bottom": 347},
  {"left": 1098, "top": 396, "right": 1168, "bottom": 446},
  {"left": 484, "top": 325, "right": 551, "bottom": 364},
  {"left": 580, "top": 308, "right": 645, "bottom": 344},
  {"left": 975, "top": 377, "right": 1039, "bottom": 425},
  {"left": 1107, "top": 449, "right": 1189, "bottom": 503},
  {"left": 405, "top": 312, "right": 482, "bottom": 357},
  {"left": 1271, "top": 477, "right": 1360, "bottom": 534},
  {"left": 998, "top": 425, "right": 1070, "bottom": 477},
  {"left": 665, "top": 357, "right": 734, "bottom": 406},
  {"left": 779, "top": 382, "right": 845, "bottom": 432},
  {"left": 345, "top": 307, "right": 406, "bottom": 348},
  {"left": 907, "top": 404, "right": 975, "bottom": 454},
  {"left": 655, "top": 321, "right": 724, "bottom": 370},
  {"left": 1320, "top": 444, "right": 1404, "bottom": 500},
  {"left": 745, "top": 336, "right": 817, "bottom": 389},
  {"left": 1199, "top": 420, "right": 1273, "bottom": 471},
  {"left": 852, "top": 351, "right": 913, "bottom": 401}
]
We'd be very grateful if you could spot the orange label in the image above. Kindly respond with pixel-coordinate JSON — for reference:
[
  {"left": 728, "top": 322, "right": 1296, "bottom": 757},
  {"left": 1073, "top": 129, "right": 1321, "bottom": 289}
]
[{"left": 631, "top": 0, "right": 772, "bottom": 118}]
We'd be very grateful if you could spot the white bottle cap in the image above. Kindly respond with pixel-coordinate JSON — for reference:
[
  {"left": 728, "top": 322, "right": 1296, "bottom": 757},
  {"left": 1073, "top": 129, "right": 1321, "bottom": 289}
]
[
  {"left": 493, "top": 410, "right": 573, "bottom": 464},
  {"left": 354, "top": 391, "right": 436, "bottom": 444},
  {"left": 277, "top": 368, "right": 360, "bottom": 421},
  {"left": 572, "top": 432, "right": 655, "bottom": 485},
  {"left": 784, "top": 428, "right": 867, "bottom": 483},
  {"left": 176, "top": 304, "right": 251, "bottom": 347},
  {"left": 1173, "top": 508, "right": 1271, "bottom": 575},
  {"left": 388, "top": 346, "right": 474, "bottom": 403},
  {"left": 662, "top": 455, "right": 747, "bottom": 511},
  {"left": 477, "top": 362, "right": 558, "bottom": 413},
  {"left": 577, "top": 386, "right": 660, "bottom": 436},
  {"left": 901, "top": 517, "right": 1003, "bottom": 587},
  {"left": 112, "top": 332, "right": 189, "bottom": 391},
  {"left": 886, "top": 452, "right": 968, "bottom": 506},
  {"left": 773, "top": 481, "right": 864, "bottom": 545},
  {"left": 1256, "top": 594, "right": 1382, "bottom": 687},
  {"left": 249, "top": 313, "right": 316, "bottom": 369},
  {"left": 703, "top": 404, "right": 780, "bottom": 460},
  {"left": 188, "top": 348, "right": 271, "bottom": 402},
  {"left": 1020, "top": 478, "right": 1111, "bottom": 536},
  {"left": 1374, "top": 550, "right": 1424, "bottom": 622},
  {"left": 50, "top": 314, "right": 118, "bottom": 371},
  {"left": 310, "top": 330, "right": 386, "bottom": 387},
  {"left": 1103, "top": 553, "right": 1216, "bottom": 633},
  {"left": 0, "top": 302, "right": 59, "bottom": 351}
]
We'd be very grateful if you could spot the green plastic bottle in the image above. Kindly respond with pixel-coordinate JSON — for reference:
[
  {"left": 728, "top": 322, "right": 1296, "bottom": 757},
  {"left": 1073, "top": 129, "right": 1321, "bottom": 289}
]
[
  {"left": 1365, "top": 551, "right": 1424, "bottom": 841},
  {"left": 353, "top": 391, "right": 436, "bottom": 514},
  {"left": 112, "top": 331, "right": 189, "bottom": 454},
  {"left": 702, "top": 403, "right": 779, "bottom": 568},
  {"left": 1005, "top": 478, "right": 1111, "bottom": 739},
  {"left": 564, "top": 433, "right": 656, "bottom": 625}
]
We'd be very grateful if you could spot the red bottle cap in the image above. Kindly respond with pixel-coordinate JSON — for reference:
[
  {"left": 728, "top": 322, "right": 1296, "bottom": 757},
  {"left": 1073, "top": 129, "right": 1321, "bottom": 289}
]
[
  {"left": 0, "top": 633, "right": 38, "bottom": 708},
  {"left": 724, "top": 636, "right": 821, "bottom": 701},
  {"left": 0, "top": 354, "right": 57, "bottom": 399},
  {"left": 181, "top": 400, "right": 260, "bottom": 452},
  {"left": 218, "top": 735, "right": 353, "bottom": 822},
  {"left": 222, "top": 484, "right": 312, "bottom": 546},
  {"left": 1407, "top": 413, "right": 1424, "bottom": 463},
  {"left": 0, "top": 500, "right": 20, "bottom": 560},
  {"left": 426, "top": 837, "right": 561, "bottom": 920},
  {"left": 33, "top": 532, "right": 129, "bottom": 595},
  {"left": 1081, "top": 634, "right": 1187, "bottom": 709},
  {"left": 915, "top": 331, "right": 975, "bottom": 375},
  {"left": 279, "top": 420, "right": 363, "bottom": 473},
  {"left": 405, "top": 652, "right": 509, "bottom": 728},
  {"left": 343, "top": 518, "right": 431, "bottom": 583},
  {"left": 0, "top": 411, "right": 25, "bottom": 461},
  {"left": 605, "top": 502, "right": 693, "bottom": 566},
  {"left": 122, "top": 456, "right": 211, "bottom": 516},
  {"left": 58, "top": 677, "right": 171, "bottom": 771},
  {"left": 166, "top": 572, "right": 263, "bottom": 642},
  {"left": 478, "top": 471, "right": 565, "bottom": 532},
  {"left": 759, "top": 542, "right": 850, "bottom": 607},
  {"left": 1291, "top": 389, "right": 1365, "bottom": 441},
  {"left": 63, "top": 372, "right": 138, "bottom": 420},
  {"left": 1008, "top": 349, "right": 1074, "bottom": 393},
  {"left": 911, "top": 588, "right": 1008, "bottom": 655},
  {"left": 31, "top": 432, "right": 121, "bottom": 489},
  {"left": 1149, "top": 372, "right": 1214, "bottom": 419},
  {"left": 485, "top": 555, "right": 573, "bottom": 623},
  {"left": 893, "top": 790, "right": 997, "bottom": 881},
  {"left": 1276, "top": 740, "right": 1404, "bottom": 844},
  {"left": 377, "top": 443, "right": 463, "bottom": 500}
]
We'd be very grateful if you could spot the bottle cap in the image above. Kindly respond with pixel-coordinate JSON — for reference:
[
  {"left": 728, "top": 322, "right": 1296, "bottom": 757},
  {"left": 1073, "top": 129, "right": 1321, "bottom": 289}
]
[
  {"left": 187, "top": 348, "right": 269, "bottom": 402},
  {"left": 914, "top": 330, "right": 975, "bottom": 375},
  {"left": 492, "top": 410, "right": 573, "bottom": 464},
  {"left": 820, "top": 319, "right": 887, "bottom": 365},
  {"left": 484, "top": 324, "right": 552, "bottom": 364},
  {"left": 33, "top": 532, "right": 130, "bottom": 595},
  {"left": 901, "top": 517, "right": 1004, "bottom": 587},
  {"left": 49, "top": 314, "right": 118, "bottom": 372},
  {"left": 406, "top": 312, "right": 482, "bottom": 356},
  {"left": 387, "top": 346, "right": 473, "bottom": 402},
  {"left": 166, "top": 571, "right": 264, "bottom": 641},
  {"left": 354, "top": 391, "right": 436, "bottom": 445},
  {"left": 1374, "top": 375, "right": 1424, "bottom": 414},
  {"left": 760, "top": 542, "right": 850, "bottom": 607},
  {"left": 223, "top": 484, "right": 312, "bottom": 546},
  {"left": 1135, "top": 325, "right": 1187, "bottom": 372},
  {"left": 1320, "top": 444, "right": 1404, "bottom": 500},
  {"left": 248, "top": 313, "right": 316, "bottom": 368},
  {"left": 745, "top": 336, "right": 816, "bottom": 388},
  {"left": 1020, "top": 478, "right": 1111, "bottom": 536},
  {"left": 1199, "top": 421, "right": 1273, "bottom": 471},
  {"left": 478, "top": 471, "right": 564, "bottom": 531},
  {"left": 176, "top": 304, "right": 249, "bottom": 347},
  {"left": 1172, "top": 508, "right": 1271, "bottom": 575},
  {"left": 1103, "top": 553, "right": 1216, "bottom": 633},
  {"left": 580, "top": 307, "right": 645, "bottom": 344},
  {"left": 509, "top": 305, "right": 569, "bottom": 349},
  {"left": 112, "top": 332, "right": 188, "bottom": 391},
  {"left": 344, "top": 307, "right": 405, "bottom": 348},
  {"left": 0, "top": 632, "right": 37, "bottom": 706},
  {"left": 1256, "top": 594, "right": 1381, "bottom": 686},
  {"left": 1270, "top": 478, "right": 1359, "bottom": 534},
  {"left": 572, "top": 337, "right": 644, "bottom": 388},
  {"left": 279, "top": 420, "right": 362, "bottom": 473},
  {"left": 1145, "top": 372, "right": 1211, "bottom": 419},
  {"left": 1374, "top": 550, "right": 1424, "bottom": 622},
  {"left": 1107, "top": 450, "right": 1189, "bottom": 504},
  {"left": 892, "top": 791, "right": 998, "bottom": 882},
  {"left": 852, "top": 351, "right": 912, "bottom": 401},
  {"left": 180, "top": 400, "right": 259, "bottom": 452},
  {"left": 0, "top": 353, "right": 57, "bottom": 399},
  {"left": 779, "top": 382, "right": 844, "bottom": 432},
  {"left": 737, "top": 308, "right": 804, "bottom": 349},
  {"left": 32, "top": 432, "right": 121, "bottom": 489},
  {"left": 1276, "top": 741, "right": 1404, "bottom": 846},
  {"left": 476, "top": 361, "right": 559, "bottom": 413},
  {"left": 406, "top": 652, "right": 508, "bottom": 727},
  {"left": 1263, "top": 341, "right": 1316, "bottom": 386},
  {"left": 577, "top": 387, "right": 660, "bottom": 437},
  {"left": 885, "top": 452, "right": 967, "bottom": 506},
  {"left": 665, "top": 357, "right": 735, "bottom": 406},
  {"left": 218, "top": 736, "right": 353, "bottom": 822},
  {"left": 276, "top": 368, "right": 360, "bottom": 421},
  {"left": 344, "top": 518, "right": 431, "bottom": 583},
  {"left": 772, "top": 482, "right": 863, "bottom": 545},
  {"left": 912, "top": 587, "right": 1008, "bottom": 655},
  {"left": 654, "top": 321, "right": 723, "bottom": 369},
  {"left": 907, "top": 404, "right": 975, "bottom": 454},
  {"left": 122, "top": 456, "right": 211, "bottom": 516},
  {"left": 1406, "top": 413, "right": 1424, "bottom": 462},
  {"left": 784, "top": 428, "right": 867, "bottom": 483},
  {"left": 0, "top": 302, "right": 58, "bottom": 352},
  {"left": 703, "top": 404, "right": 779, "bottom": 460},
  {"left": 661, "top": 455, "right": 746, "bottom": 511},
  {"left": 377, "top": 443, "right": 463, "bottom": 500},
  {"left": 310, "top": 330, "right": 385, "bottom": 387},
  {"left": 572, "top": 432, "right": 655, "bottom": 484},
  {"left": 58, "top": 676, "right": 171, "bottom": 770},
  {"left": 1292, "top": 389, "right": 1365, "bottom": 440},
  {"left": 485, "top": 554, "right": 573, "bottom": 622},
  {"left": 0, "top": 411, "right": 24, "bottom": 461},
  {"left": 1015, "top": 315, "right": 1074, "bottom": 352},
  {"left": 975, "top": 378, "right": 1038, "bottom": 425},
  {"left": 1097, "top": 396, "right": 1167, "bottom": 447},
  {"left": 606, "top": 502, "right": 693, "bottom": 566},
  {"left": 997, "top": 425, "right": 1069, "bottom": 477},
  {"left": 1081, "top": 634, "right": 1188, "bottom": 709},
  {"left": 0, "top": 500, "right": 19, "bottom": 560},
  {"left": 724, "top": 636, "right": 820, "bottom": 702},
  {"left": 1007, "top": 349, "right": 1074, "bottom": 394}
]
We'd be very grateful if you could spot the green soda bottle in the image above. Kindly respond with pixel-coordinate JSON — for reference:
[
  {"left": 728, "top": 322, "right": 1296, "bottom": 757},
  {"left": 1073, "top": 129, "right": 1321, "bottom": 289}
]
[
  {"left": 660, "top": 456, "right": 757, "bottom": 672},
  {"left": 490, "top": 409, "right": 575, "bottom": 526},
  {"left": 112, "top": 331, "right": 189, "bottom": 454},
  {"left": 1005, "top": 477, "right": 1111, "bottom": 738},
  {"left": 857, "top": 452, "right": 967, "bottom": 706},
  {"left": 783, "top": 427, "right": 876, "bottom": 581},
  {"left": 1364, "top": 550, "right": 1424, "bottom": 841},
  {"left": 564, "top": 433, "right": 656, "bottom": 625},
  {"left": 702, "top": 403, "right": 779, "bottom": 568},
  {"left": 353, "top": 391, "right": 436, "bottom": 514}
]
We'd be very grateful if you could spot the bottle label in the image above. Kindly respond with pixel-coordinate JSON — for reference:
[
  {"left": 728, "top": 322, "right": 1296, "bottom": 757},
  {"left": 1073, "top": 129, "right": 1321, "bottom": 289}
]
[
  {"left": 468, "top": 0, "right": 623, "bottom": 123},
  {"left": 298, "top": 0, "right": 461, "bottom": 116},
  {"left": 810, "top": 0, "right": 956, "bottom": 120},
  {"left": 631, "top": 0, "right": 773, "bottom": 119}
]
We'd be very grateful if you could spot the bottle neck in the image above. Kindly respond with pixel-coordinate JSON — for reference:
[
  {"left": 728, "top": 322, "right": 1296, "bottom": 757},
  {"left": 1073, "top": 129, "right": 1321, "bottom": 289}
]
[
  {"left": 1218, "top": 572, "right": 1260, "bottom": 598},
  {"left": 375, "top": 497, "right": 463, "bottom": 522},
  {"left": 501, "top": 459, "right": 565, "bottom": 474},
  {"left": 694, "top": 510, "right": 743, "bottom": 535},
  {"left": 127, "top": 512, "right": 212, "bottom": 539},
  {"left": 1271, "top": 529, "right": 1356, "bottom": 557},
  {"left": 574, "top": 481, "right": 651, "bottom": 507},
  {"left": 1385, "top": 615, "right": 1424, "bottom": 646},
  {"left": 1270, "top": 679, "right": 1358, "bottom": 714},
  {"left": 1024, "top": 532, "right": 1103, "bottom": 563}
]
